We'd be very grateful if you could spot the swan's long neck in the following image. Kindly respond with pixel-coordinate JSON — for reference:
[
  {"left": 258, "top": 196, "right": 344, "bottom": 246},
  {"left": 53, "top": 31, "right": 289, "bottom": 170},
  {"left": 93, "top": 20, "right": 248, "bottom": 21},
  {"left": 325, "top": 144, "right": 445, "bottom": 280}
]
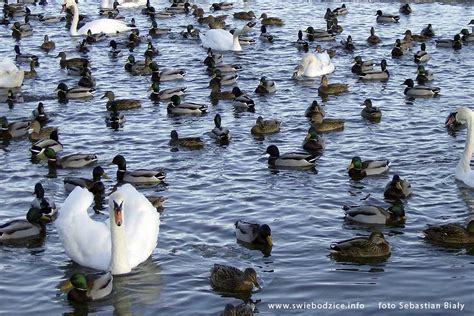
[
  {"left": 232, "top": 33, "right": 242, "bottom": 52},
  {"left": 70, "top": 3, "right": 79, "bottom": 36},
  {"left": 110, "top": 210, "right": 131, "bottom": 275},
  {"left": 458, "top": 113, "right": 474, "bottom": 174}
]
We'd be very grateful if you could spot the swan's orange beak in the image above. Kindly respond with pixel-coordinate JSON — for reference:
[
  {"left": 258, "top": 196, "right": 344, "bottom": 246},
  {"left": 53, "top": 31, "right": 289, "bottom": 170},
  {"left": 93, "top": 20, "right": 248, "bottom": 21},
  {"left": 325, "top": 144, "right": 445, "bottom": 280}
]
[{"left": 114, "top": 201, "right": 123, "bottom": 226}]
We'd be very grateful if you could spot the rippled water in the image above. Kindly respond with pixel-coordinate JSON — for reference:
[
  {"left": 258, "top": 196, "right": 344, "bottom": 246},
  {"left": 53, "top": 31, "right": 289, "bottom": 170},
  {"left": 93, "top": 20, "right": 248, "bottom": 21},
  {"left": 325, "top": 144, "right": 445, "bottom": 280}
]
[{"left": 1, "top": 0, "right": 474, "bottom": 315}]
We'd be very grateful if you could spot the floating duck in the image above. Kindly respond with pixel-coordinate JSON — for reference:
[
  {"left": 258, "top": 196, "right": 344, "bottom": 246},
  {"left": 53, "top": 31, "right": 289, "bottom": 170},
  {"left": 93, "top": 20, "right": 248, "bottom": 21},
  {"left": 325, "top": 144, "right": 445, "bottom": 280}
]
[
  {"left": 347, "top": 156, "right": 390, "bottom": 180},
  {"left": 210, "top": 264, "right": 260, "bottom": 293},
  {"left": 0, "top": 116, "right": 30, "bottom": 140},
  {"left": 170, "top": 130, "right": 204, "bottom": 150},
  {"left": 255, "top": 76, "right": 276, "bottom": 94},
  {"left": 44, "top": 148, "right": 97, "bottom": 169},
  {"left": 64, "top": 166, "right": 107, "bottom": 194},
  {"left": 232, "top": 87, "right": 255, "bottom": 110},
  {"left": 167, "top": 95, "right": 208, "bottom": 115},
  {"left": 266, "top": 145, "right": 317, "bottom": 169},
  {"left": 102, "top": 91, "right": 141, "bottom": 111},
  {"left": 302, "top": 127, "right": 324, "bottom": 152},
  {"left": 399, "top": 3, "right": 412, "bottom": 15},
  {"left": 0, "top": 208, "right": 45, "bottom": 241},
  {"left": 61, "top": 272, "right": 113, "bottom": 302},
  {"left": 384, "top": 175, "right": 412, "bottom": 199},
  {"left": 359, "top": 59, "right": 389, "bottom": 80},
  {"left": 402, "top": 79, "right": 440, "bottom": 97},
  {"left": 210, "top": 113, "right": 231, "bottom": 142},
  {"left": 29, "top": 121, "right": 57, "bottom": 142},
  {"left": 330, "top": 232, "right": 391, "bottom": 259},
  {"left": 30, "top": 130, "right": 63, "bottom": 156},
  {"left": 360, "top": 98, "right": 382, "bottom": 122},
  {"left": 56, "top": 83, "right": 94, "bottom": 101},
  {"left": 343, "top": 204, "right": 405, "bottom": 225},
  {"left": 423, "top": 220, "right": 474, "bottom": 245},
  {"left": 318, "top": 75, "right": 348, "bottom": 95},
  {"left": 110, "top": 154, "right": 165, "bottom": 184},
  {"left": 251, "top": 116, "right": 280, "bottom": 135},
  {"left": 414, "top": 43, "right": 430, "bottom": 63},
  {"left": 259, "top": 13, "right": 283, "bottom": 26},
  {"left": 376, "top": 10, "right": 399, "bottom": 23},
  {"left": 235, "top": 220, "right": 272, "bottom": 247},
  {"left": 149, "top": 82, "right": 186, "bottom": 101},
  {"left": 31, "top": 182, "right": 57, "bottom": 221},
  {"left": 305, "top": 101, "right": 344, "bottom": 133}
]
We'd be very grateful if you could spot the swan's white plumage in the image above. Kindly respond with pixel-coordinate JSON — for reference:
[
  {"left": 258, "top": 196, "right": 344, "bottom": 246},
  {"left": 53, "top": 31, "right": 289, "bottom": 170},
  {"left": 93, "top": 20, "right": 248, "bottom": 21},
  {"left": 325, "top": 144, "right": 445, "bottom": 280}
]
[
  {"left": 293, "top": 51, "right": 335, "bottom": 79},
  {"left": 0, "top": 58, "right": 24, "bottom": 88},
  {"left": 199, "top": 29, "right": 241, "bottom": 52},
  {"left": 65, "top": 0, "right": 131, "bottom": 36},
  {"left": 453, "top": 107, "right": 474, "bottom": 187},
  {"left": 56, "top": 184, "right": 160, "bottom": 271}
]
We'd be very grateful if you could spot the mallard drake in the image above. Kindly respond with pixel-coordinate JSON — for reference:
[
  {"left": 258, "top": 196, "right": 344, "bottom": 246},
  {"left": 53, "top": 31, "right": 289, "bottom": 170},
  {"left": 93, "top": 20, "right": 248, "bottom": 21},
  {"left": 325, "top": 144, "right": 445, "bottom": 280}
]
[
  {"left": 423, "top": 220, "right": 474, "bottom": 245},
  {"left": 38, "top": 14, "right": 65, "bottom": 24},
  {"left": 206, "top": 58, "right": 242, "bottom": 74},
  {"left": 31, "top": 182, "right": 57, "bottom": 221},
  {"left": 29, "top": 120, "right": 57, "bottom": 142},
  {"left": 305, "top": 26, "right": 335, "bottom": 41},
  {"left": 64, "top": 166, "right": 107, "bottom": 194},
  {"left": 305, "top": 101, "right": 344, "bottom": 132},
  {"left": 359, "top": 59, "right": 389, "bottom": 80},
  {"left": 235, "top": 220, "right": 272, "bottom": 247},
  {"left": 212, "top": 69, "right": 238, "bottom": 86},
  {"left": 266, "top": 145, "right": 317, "bottom": 169},
  {"left": 391, "top": 40, "right": 405, "bottom": 58},
  {"left": 318, "top": 75, "right": 348, "bottom": 95},
  {"left": 31, "top": 102, "right": 49, "bottom": 125},
  {"left": 251, "top": 116, "right": 280, "bottom": 135},
  {"left": 233, "top": 10, "right": 255, "bottom": 20},
  {"left": 44, "top": 148, "right": 97, "bottom": 169},
  {"left": 56, "top": 52, "right": 88, "bottom": 69},
  {"left": 296, "top": 30, "right": 309, "bottom": 48},
  {"left": 110, "top": 154, "right": 165, "bottom": 184},
  {"left": 148, "top": 21, "right": 171, "bottom": 37},
  {"left": 209, "top": 78, "right": 235, "bottom": 100},
  {"left": 384, "top": 174, "right": 412, "bottom": 199},
  {"left": 436, "top": 34, "right": 462, "bottom": 50},
  {"left": 102, "top": 91, "right": 141, "bottom": 111},
  {"left": 399, "top": 3, "right": 412, "bottom": 15},
  {"left": 414, "top": 43, "right": 430, "bottom": 63},
  {"left": 333, "top": 3, "right": 348, "bottom": 15},
  {"left": 210, "top": 113, "right": 231, "bottom": 142},
  {"left": 210, "top": 264, "right": 260, "bottom": 293},
  {"left": 376, "top": 10, "right": 399, "bottom": 23},
  {"left": 181, "top": 24, "right": 200, "bottom": 40},
  {"left": 105, "top": 102, "right": 125, "bottom": 127},
  {"left": 351, "top": 56, "right": 375, "bottom": 75},
  {"left": 170, "top": 130, "right": 204, "bottom": 149},
  {"left": 30, "top": 130, "right": 63, "bottom": 156},
  {"left": 150, "top": 62, "right": 185, "bottom": 82},
  {"left": 108, "top": 40, "right": 122, "bottom": 59},
  {"left": 150, "top": 82, "right": 186, "bottom": 101},
  {"left": 14, "top": 45, "right": 38, "bottom": 65},
  {"left": 144, "top": 41, "right": 159, "bottom": 58},
  {"left": 402, "top": 79, "right": 440, "bottom": 97},
  {"left": 0, "top": 207, "right": 45, "bottom": 240},
  {"left": 259, "top": 25, "right": 274, "bottom": 43},
  {"left": 203, "top": 48, "right": 223, "bottom": 65},
  {"left": 0, "top": 116, "right": 30, "bottom": 140},
  {"left": 344, "top": 204, "right": 405, "bottom": 225},
  {"left": 330, "top": 232, "right": 391, "bottom": 258},
  {"left": 11, "top": 21, "right": 32, "bottom": 38},
  {"left": 57, "top": 83, "right": 94, "bottom": 101},
  {"left": 347, "top": 156, "right": 390, "bottom": 180},
  {"left": 460, "top": 29, "right": 474, "bottom": 42},
  {"left": 23, "top": 60, "right": 37, "bottom": 79},
  {"left": 420, "top": 24, "right": 435, "bottom": 37},
  {"left": 404, "top": 29, "right": 428, "bottom": 42},
  {"left": 167, "top": 95, "right": 207, "bottom": 115},
  {"left": 302, "top": 127, "right": 324, "bottom": 152},
  {"left": 61, "top": 272, "right": 113, "bottom": 302},
  {"left": 360, "top": 98, "right": 382, "bottom": 121},
  {"left": 415, "top": 65, "right": 434, "bottom": 84},
  {"left": 255, "top": 76, "right": 276, "bottom": 94},
  {"left": 78, "top": 68, "right": 96, "bottom": 88},
  {"left": 232, "top": 87, "right": 255, "bottom": 110},
  {"left": 260, "top": 13, "right": 283, "bottom": 26}
]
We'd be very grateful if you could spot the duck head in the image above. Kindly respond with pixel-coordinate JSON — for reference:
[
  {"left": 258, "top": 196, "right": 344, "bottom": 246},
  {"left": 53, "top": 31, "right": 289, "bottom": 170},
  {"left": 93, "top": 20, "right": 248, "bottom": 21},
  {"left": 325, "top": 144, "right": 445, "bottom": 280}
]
[{"left": 243, "top": 268, "right": 260, "bottom": 289}]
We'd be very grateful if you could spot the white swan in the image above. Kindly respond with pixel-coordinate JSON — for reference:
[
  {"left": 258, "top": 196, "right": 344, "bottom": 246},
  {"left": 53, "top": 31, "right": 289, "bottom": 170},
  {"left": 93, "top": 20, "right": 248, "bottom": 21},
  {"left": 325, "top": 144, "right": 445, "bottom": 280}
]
[
  {"left": 446, "top": 107, "right": 474, "bottom": 187},
  {"left": 100, "top": 0, "right": 147, "bottom": 9},
  {"left": 62, "top": 0, "right": 132, "bottom": 36},
  {"left": 292, "top": 50, "right": 335, "bottom": 79},
  {"left": 0, "top": 58, "right": 24, "bottom": 88},
  {"left": 200, "top": 29, "right": 241, "bottom": 52},
  {"left": 56, "top": 184, "right": 160, "bottom": 275}
]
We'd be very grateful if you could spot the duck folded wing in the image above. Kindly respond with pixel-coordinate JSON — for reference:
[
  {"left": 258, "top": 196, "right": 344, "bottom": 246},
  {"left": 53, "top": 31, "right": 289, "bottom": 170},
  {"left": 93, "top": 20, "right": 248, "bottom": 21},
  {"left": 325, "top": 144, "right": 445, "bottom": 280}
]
[
  {"left": 0, "top": 220, "right": 35, "bottom": 235},
  {"left": 344, "top": 206, "right": 381, "bottom": 217}
]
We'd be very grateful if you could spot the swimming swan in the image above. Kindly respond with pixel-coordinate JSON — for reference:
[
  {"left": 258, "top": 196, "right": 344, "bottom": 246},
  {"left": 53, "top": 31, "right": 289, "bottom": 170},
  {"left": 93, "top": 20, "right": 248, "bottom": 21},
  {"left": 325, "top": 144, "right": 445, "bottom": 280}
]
[
  {"left": 445, "top": 107, "right": 474, "bottom": 188},
  {"left": 62, "top": 0, "right": 132, "bottom": 36},
  {"left": 0, "top": 58, "right": 24, "bottom": 88},
  {"left": 292, "top": 50, "right": 335, "bottom": 79},
  {"left": 56, "top": 184, "right": 160, "bottom": 275},
  {"left": 199, "top": 29, "right": 242, "bottom": 52}
]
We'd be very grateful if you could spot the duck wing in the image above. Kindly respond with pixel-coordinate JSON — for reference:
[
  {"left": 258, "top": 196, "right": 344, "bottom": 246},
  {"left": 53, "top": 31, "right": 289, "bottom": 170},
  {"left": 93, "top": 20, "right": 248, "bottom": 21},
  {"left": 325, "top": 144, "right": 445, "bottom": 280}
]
[{"left": 56, "top": 187, "right": 111, "bottom": 271}]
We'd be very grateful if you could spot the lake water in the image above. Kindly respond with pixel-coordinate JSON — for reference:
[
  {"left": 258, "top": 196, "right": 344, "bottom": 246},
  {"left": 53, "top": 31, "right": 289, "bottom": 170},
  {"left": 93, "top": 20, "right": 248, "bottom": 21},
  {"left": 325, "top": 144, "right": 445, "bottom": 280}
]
[{"left": 1, "top": 0, "right": 474, "bottom": 315}]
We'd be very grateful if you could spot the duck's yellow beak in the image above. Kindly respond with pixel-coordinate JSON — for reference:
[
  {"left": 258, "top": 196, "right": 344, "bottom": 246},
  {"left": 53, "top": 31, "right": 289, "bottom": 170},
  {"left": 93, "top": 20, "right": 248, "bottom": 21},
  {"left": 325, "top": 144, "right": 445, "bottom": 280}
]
[
  {"left": 101, "top": 173, "right": 109, "bottom": 179},
  {"left": 41, "top": 215, "right": 51, "bottom": 222},
  {"left": 347, "top": 162, "right": 354, "bottom": 171},
  {"left": 304, "top": 133, "right": 311, "bottom": 141},
  {"left": 266, "top": 236, "right": 273, "bottom": 247},
  {"left": 60, "top": 280, "right": 73, "bottom": 292},
  {"left": 396, "top": 182, "right": 403, "bottom": 191}
]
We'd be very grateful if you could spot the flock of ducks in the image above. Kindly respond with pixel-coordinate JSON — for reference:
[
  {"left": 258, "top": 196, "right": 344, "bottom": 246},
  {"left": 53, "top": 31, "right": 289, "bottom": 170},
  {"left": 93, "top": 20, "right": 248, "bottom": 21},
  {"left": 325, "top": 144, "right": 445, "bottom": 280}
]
[{"left": 1, "top": 0, "right": 474, "bottom": 314}]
